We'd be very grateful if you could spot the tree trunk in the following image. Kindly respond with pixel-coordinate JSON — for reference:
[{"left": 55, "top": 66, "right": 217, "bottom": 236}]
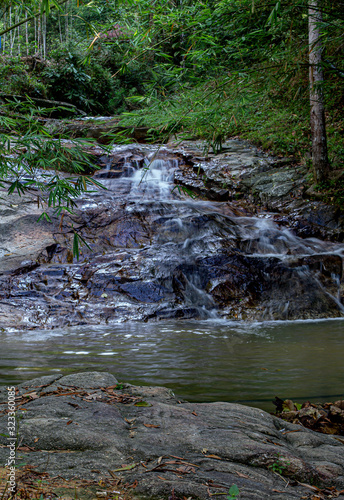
[
  {"left": 37, "top": 15, "right": 41, "bottom": 56},
  {"left": 42, "top": 13, "right": 47, "bottom": 59},
  {"left": 309, "top": 0, "right": 330, "bottom": 183},
  {"left": 65, "top": 1, "right": 69, "bottom": 42},
  {"left": 25, "top": 12, "right": 29, "bottom": 56},
  {"left": 34, "top": 16, "right": 37, "bottom": 52},
  {"left": 17, "top": 7, "right": 21, "bottom": 57},
  {"left": 0, "top": 0, "right": 69, "bottom": 38},
  {"left": 9, "top": 6, "right": 13, "bottom": 56},
  {"left": 3, "top": 12, "right": 6, "bottom": 52},
  {"left": 58, "top": 13, "right": 63, "bottom": 44}
]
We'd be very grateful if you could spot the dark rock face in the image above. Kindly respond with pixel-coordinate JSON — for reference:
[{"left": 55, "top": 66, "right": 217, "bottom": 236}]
[
  {"left": 172, "top": 139, "right": 344, "bottom": 241},
  {"left": 1, "top": 372, "right": 344, "bottom": 500},
  {"left": 0, "top": 141, "right": 343, "bottom": 330}
]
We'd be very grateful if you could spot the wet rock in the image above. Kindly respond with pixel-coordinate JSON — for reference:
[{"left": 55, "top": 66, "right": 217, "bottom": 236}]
[
  {"left": 1, "top": 373, "right": 344, "bottom": 500},
  {"left": 188, "top": 252, "right": 343, "bottom": 320},
  {"left": 0, "top": 192, "right": 56, "bottom": 275},
  {"left": 173, "top": 139, "right": 344, "bottom": 241},
  {"left": 0, "top": 141, "right": 343, "bottom": 330}
]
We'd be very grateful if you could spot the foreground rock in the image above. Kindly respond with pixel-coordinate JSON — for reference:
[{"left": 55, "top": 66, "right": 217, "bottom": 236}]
[{"left": 0, "top": 372, "right": 343, "bottom": 500}]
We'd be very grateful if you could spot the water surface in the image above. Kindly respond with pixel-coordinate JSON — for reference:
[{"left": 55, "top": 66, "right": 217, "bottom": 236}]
[{"left": 1, "top": 318, "right": 343, "bottom": 411}]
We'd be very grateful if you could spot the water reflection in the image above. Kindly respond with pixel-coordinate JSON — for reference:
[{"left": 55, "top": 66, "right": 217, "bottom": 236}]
[{"left": 1, "top": 319, "right": 343, "bottom": 411}]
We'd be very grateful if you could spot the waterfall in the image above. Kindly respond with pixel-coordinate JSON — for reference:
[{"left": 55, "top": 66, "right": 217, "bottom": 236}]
[{"left": 1, "top": 142, "right": 343, "bottom": 330}]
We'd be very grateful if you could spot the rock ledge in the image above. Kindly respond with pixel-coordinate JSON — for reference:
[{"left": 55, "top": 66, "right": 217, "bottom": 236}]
[{"left": 1, "top": 372, "right": 344, "bottom": 499}]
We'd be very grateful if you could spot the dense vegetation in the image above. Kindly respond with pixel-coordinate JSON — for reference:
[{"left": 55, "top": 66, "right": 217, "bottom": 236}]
[{"left": 0, "top": 0, "right": 343, "bottom": 200}]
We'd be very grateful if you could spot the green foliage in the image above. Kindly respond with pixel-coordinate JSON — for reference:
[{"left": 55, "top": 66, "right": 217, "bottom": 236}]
[
  {"left": 73, "top": 231, "right": 91, "bottom": 261},
  {"left": 0, "top": 0, "right": 343, "bottom": 213},
  {"left": 39, "top": 45, "right": 150, "bottom": 113},
  {"left": 268, "top": 453, "right": 290, "bottom": 475},
  {"left": 314, "top": 175, "right": 344, "bottom": 207},
  {"left": 0, "top": 109, "right": 104, "bottom": 225},
  {"left": 42, "top": 47, "right": 93, "bottom": 110},
  {"left": 227, "top": 484, "right": 240, "bottom": 499},
  {"left": 0, "top": 57, "right": 48, "bottom": 98}
]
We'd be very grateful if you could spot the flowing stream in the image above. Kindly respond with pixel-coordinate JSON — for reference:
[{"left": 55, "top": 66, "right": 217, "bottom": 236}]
[{"left": 1, "top": 142, "right": 344, "bottom": 410}]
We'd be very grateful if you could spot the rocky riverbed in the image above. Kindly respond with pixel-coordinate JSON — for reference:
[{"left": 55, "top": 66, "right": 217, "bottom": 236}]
[
  {"left": 0, "top": 372, "right": 344, "bottom": 500},
  {"left": 0, "top": 139, "right": 343, "bottom": 330}
]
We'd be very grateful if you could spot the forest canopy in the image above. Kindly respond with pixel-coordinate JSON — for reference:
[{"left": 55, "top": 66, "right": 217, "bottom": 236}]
[{"left": 0, "top": 0, "right": 343, "bottom": 196}]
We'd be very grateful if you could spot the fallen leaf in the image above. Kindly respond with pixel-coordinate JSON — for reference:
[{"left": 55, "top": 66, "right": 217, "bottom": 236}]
[
  {"left": 234, "top": 471, "right": 249, "bottom": 478},
  {"left": 297, "top": 482, "right": 320, "bottom": 492},
  {"left": 180, "top": 460, "right": 199, "bottom": 467},
  {"left": 107, "top": 470, "right": 119, "bottom": 480},
  {"left": 34, "top": 438, "right": 39, "bottom": 443},
  {"left": 157, "top": 456, "right": 164, "bottom": 465},
  {"left": 17, "top": 445, "right": 38, "bottom": 452},
  {"left": 205, "top": 454, "right": 222, "bottom": 460},
  {"left": 192, "top": 411, "right": 198, "bottom": 416},
  {"left": 172, "top": 472, "right": 184, "bottom": 478},
  {"left": 111, "top": 463, "right": 139, "bottom": 472},
  {"left": 66, "top": 420, "right": 73, "bottom": 425},
  {"left": 67, "top": 402, "right": 81, "bottom": 409},
  {"left": 24, "top": 392, "right": 39, "bottom": 399},
  {"left": 201, "top": 448, "right": 208, "bottom": 454},
  {"left": 84, "top": 394, "right": 98, "bottom": 401},
  {"left": 143, "top": 423, "right": 160, "bottom": 428},
  {"left": 134, "top": 401, "right": 152, "bottom": 407},
  {"left": 175, "top": 466, "right": 195, "bottom": 474},
  {"left": 125, "top": 418, "right": 136, "bottom": 424}
]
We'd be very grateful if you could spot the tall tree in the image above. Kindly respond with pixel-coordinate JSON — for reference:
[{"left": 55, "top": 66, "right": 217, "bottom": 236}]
[{"left": 309, "top": 0, "right": 330, "bottom": 183}]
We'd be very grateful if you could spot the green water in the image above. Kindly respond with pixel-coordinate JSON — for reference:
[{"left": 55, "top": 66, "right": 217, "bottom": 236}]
[{"left": 1, "top": 318, "right": 343, "bottom": 411}]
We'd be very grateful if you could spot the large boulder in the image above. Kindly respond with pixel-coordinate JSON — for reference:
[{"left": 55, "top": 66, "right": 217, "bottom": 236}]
[{"left": 0, "top": 373, "right": 344, "bottom": 499}]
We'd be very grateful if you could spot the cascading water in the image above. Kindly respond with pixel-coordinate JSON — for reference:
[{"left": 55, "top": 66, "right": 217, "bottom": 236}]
[
  {"left": 0, "top": 141, "right": 343, "bottom": 330},
  {"left": 84, "top": 144, "right": 344, "bottom": 323},
  {"left": 95, "top": 149, "right": 218, "bottom": 318}
]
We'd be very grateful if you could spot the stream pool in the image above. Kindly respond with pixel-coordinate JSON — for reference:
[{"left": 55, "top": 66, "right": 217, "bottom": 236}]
[{"left": 1, "top": 318, "right": 343, "bottom": 411}]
